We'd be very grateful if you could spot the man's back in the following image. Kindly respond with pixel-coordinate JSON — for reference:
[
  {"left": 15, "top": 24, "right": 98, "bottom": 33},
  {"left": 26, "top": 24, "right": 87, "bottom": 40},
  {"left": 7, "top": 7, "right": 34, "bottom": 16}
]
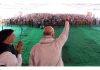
[
  {"left": 29, "top": 18, "right": 69, "bottom": 66},
  {"left": 30, "top": 36, "right": 63, "bottom": 66}
]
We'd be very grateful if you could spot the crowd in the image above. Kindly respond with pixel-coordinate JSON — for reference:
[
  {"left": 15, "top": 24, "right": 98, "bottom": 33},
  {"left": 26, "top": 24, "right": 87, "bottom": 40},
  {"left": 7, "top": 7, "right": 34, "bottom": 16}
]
[{"left": 2, "top": 13, "right": 97, "bottom": 27}]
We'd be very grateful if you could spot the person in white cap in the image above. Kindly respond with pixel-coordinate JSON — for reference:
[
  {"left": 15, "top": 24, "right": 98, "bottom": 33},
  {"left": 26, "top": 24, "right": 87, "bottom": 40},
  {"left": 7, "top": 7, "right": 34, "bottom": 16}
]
[
  {"left": 29, "top": 16, "right": 70, "bottom": 66},
  {"left": 0, "top": 29, "right": 23, "bottom": 66}
]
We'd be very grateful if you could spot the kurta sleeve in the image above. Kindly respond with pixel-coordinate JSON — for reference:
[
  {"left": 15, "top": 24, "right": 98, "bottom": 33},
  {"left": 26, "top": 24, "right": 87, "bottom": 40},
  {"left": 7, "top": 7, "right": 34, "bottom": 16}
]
[{"left": 55, "top": 21, "right": 69, "bottom": 49}]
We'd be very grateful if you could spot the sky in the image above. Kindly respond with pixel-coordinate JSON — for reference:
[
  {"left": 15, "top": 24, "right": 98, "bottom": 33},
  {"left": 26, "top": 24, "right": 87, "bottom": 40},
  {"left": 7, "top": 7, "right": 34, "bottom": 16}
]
[{"left": 0, "top": 0, "right": 100, "bottom": 19}]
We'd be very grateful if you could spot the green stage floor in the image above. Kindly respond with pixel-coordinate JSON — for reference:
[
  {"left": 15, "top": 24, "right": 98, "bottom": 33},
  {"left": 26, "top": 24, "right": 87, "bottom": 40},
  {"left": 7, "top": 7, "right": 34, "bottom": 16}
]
[{"left": 1, "top": 25, "right": 100, "bottom": 66}]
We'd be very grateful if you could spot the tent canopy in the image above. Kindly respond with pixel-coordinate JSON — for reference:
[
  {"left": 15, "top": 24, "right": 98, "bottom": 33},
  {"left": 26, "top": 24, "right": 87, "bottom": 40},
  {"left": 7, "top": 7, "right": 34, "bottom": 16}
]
[{"left": 0, "top": 0, "right": 100, "bottom": 19}]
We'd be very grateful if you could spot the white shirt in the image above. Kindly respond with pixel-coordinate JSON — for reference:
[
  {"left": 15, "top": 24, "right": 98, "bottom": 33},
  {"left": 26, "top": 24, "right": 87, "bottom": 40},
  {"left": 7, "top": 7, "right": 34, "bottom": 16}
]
[{"left": 0, "top": 51, "right": 22, "bottom": 66}]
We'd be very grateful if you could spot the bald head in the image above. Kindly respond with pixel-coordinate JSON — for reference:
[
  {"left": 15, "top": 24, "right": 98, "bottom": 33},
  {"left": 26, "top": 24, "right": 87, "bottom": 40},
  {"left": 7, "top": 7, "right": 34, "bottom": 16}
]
[{"left": 43, "top": 26, "right": 54, "bottom": 36}]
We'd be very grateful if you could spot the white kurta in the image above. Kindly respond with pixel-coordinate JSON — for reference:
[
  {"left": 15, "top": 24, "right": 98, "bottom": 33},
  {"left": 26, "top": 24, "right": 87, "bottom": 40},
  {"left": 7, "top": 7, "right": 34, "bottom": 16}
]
[
  {"left": 29, "top": 21, "right": 69, "bottom": 66},
  {"left": 0, "top": 52, "right": 22, "bottom": 66}
]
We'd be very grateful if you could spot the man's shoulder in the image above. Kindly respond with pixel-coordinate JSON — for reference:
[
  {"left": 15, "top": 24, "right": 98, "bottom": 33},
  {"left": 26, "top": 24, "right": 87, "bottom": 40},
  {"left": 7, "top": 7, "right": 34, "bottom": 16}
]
[
  {"left": 32, "top": 43, "right": 40, "bottom": 49},
  {"left": 30, "top": 43, "right": 40, "bottom": 54},
  {"left": 0, "top": 51, "right": 16, "bottom": 60},
  {"left": 0, "top": 51, "right": 14, "bottom": 56}
]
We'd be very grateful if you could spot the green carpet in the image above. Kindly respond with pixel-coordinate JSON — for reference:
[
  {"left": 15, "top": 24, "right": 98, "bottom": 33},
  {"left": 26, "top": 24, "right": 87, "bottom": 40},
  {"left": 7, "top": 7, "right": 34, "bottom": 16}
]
[{"left": 1, "top": 25, "right": 100, "bottom": 66}]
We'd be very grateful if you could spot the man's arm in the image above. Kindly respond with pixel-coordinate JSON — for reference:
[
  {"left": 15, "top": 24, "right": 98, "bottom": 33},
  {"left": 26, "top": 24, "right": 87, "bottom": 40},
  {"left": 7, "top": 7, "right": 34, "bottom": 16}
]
[
  {"left": 29, "top": 48, "right": 36, "bottom": 66},
  {"left": 16, "top": 40, "right": 23, "bottom": 66},
  {"left": 16, "top": 54, "right": 22, "bottom": 66},
  {"left": 55, "top": 16, "right": 70, "bottom": 49},
  {"left": 29, "top": 52, "right": 34, "bottom": 66}
]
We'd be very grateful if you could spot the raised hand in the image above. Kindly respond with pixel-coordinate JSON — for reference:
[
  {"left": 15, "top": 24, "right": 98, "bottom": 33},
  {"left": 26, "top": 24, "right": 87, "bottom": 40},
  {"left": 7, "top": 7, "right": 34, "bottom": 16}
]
[
  {"left": 16, "top": 40, "right": 23, "bottom": 54},
  {"left": 65, "top": 16, "right": 69, "bottom": 21}
]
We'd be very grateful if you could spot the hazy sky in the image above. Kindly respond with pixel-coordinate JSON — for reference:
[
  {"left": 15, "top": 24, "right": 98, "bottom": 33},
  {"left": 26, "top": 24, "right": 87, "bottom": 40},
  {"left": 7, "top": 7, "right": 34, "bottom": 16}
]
[{"left": 0, "top": 0, "right": 100, "bottom": 19}]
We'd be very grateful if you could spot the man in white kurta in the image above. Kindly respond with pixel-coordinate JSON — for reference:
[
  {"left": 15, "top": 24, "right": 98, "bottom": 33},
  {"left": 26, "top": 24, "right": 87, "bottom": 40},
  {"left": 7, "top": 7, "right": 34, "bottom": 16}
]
[
  {"left": 0, "top": 29, "right": 22, "bottom": 66},
  {"left": 29, "top": 17, "right": 70, "bottom": 66}
]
